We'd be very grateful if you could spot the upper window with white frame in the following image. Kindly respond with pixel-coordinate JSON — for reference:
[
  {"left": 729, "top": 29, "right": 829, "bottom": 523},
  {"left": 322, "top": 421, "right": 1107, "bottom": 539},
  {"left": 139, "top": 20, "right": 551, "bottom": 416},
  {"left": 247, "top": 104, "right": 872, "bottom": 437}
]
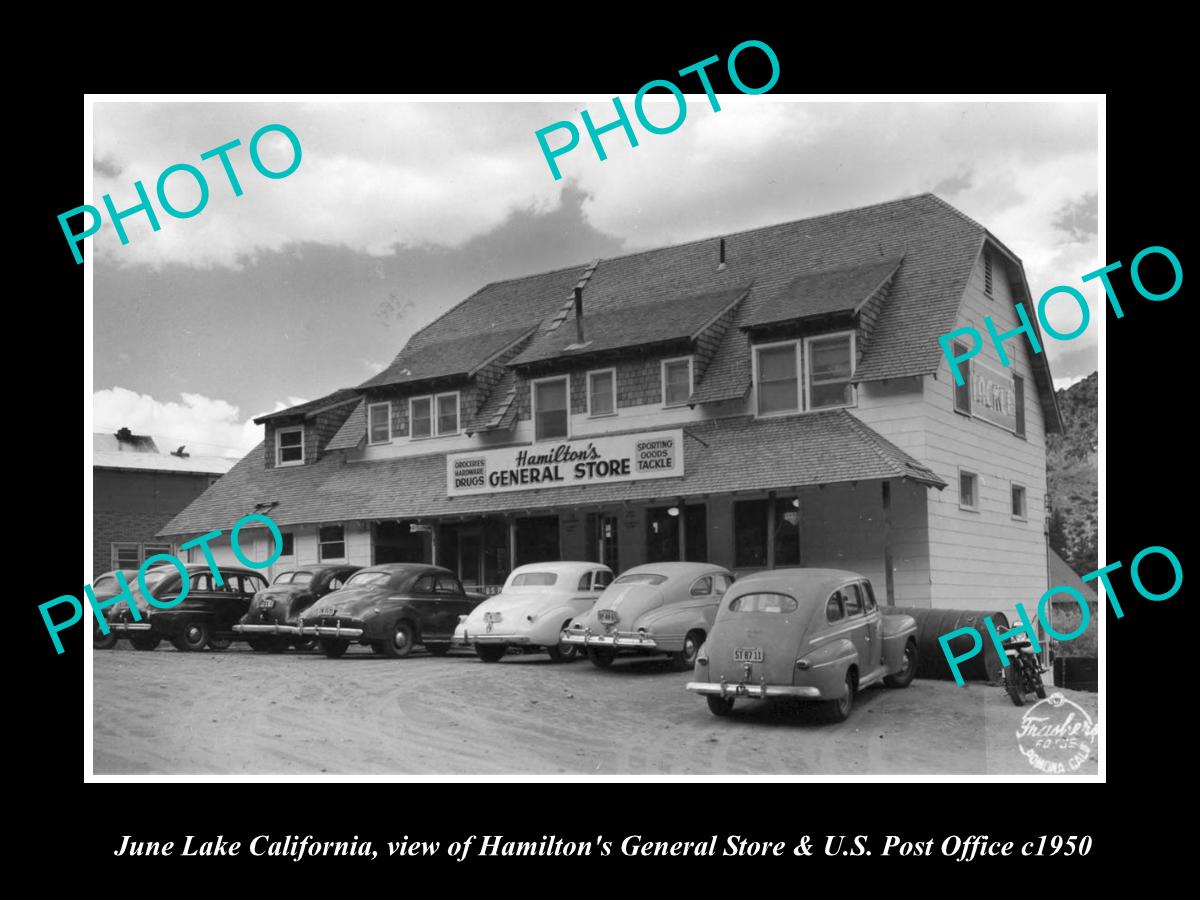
[
  {"left": 275, "top": 426, "right": 304, "bottom": 466},
  {"left": 662, "top": 357, "right": 693, "bottom": 408},
  {"left": 409, "top": 392, "right": 459, "bottom": 439},
  {"left": 959, "top": 469, "right": 979, "bottom": 511},
  {"left": 587, "top": 368, "right": 616, "bottom": 417},
  {"left": 533, "top": 376, "right": 569, "bottom": 440},
  {"left": 754, "top": 331, "right": 855, "bottom": 417},
  {"left": 368, "top": 402, "right": 391, "bottom": 444}
]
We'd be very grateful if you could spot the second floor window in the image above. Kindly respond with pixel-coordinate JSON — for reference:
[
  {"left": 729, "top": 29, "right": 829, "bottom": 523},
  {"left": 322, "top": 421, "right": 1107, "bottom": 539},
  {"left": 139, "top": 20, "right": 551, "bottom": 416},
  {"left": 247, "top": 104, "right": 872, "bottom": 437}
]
[
  {"left": 276, "top": 427, "right": 304, "bottom": 466},
  {"left": 534, "top": 376, "right": 569, "bottom": 440},
  {"left": 754, "top": 332, "right": 856, "bottom": 416},
  {"left": 662, "top": 357, "right": 693, "bottom": 407},
  {"left": 755, "top": 343, "right": 799, "bottom": 415},
  {"left": 368, "top": 402, "right": 391, "bottom": 444},
  {"left": 410, "top": 392, "right": 459, "bottom": 439},
  {"left": 588, "top": 369, "right": 616, "bottom": 417},
  {"left": 319, "top": 525, "right": 345, "bottom": 561},
  {"left": 807, "top": 333, "right": 854, "bottom": 409}
]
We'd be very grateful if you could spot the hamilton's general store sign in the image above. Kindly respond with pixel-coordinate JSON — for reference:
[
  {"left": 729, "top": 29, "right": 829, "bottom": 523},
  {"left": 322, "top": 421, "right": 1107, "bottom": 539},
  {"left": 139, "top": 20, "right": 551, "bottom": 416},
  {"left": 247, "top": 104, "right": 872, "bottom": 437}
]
[{"left": 447, "top": 430, "right": 684, "bottom": 497}]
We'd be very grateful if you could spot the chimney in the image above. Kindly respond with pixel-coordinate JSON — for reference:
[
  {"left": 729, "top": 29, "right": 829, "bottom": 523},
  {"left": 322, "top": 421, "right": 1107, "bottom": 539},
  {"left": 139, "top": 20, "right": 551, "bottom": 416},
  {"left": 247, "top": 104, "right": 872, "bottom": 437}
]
[
  {"left": 718, "top": 238, "right": 727, "bottom": 271},
  {"left": 574, "top": 285, "right": 585, "bottom": 344},
  {"left": 115, "top": 426, "right": 134, "bottom": 444}
]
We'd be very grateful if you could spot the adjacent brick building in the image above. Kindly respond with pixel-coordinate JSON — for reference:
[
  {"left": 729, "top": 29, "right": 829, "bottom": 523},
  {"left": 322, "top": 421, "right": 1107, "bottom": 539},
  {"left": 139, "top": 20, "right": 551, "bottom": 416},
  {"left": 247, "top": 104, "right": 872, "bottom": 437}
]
[{"left": 93, "top": 428, "right": 235, "bottom": 579}]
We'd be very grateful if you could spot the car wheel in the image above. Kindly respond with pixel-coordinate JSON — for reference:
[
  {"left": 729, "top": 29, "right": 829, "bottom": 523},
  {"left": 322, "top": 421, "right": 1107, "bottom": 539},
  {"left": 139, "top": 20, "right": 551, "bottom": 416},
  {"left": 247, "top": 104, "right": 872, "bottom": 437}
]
[
  {"left": 320, "top": 638, "right": 350, "bottom": 658},
  {"left": 1034, "top": 681, "right": 1047, "bottom": 700},
  {"left": 381, "top": 621, "right": 415, "bottom": 659},
  {"left": 426, "top": 643, "right": 451, "bottom": 657},
  {"left": 172, "top": 620, "right": 210, "bottom": 652},
  {"left": 884, "top": 639, "right": 918, "bottom": 688},
  {"left": 267, "top": 636, "right": 291, "bottom": 654},
  {"left": 822, "top": 669, "right": 856, "bottom": 723},
  {"left": 207, "top": 635, "right": 233, "bottom": 651},
  {"left": 706, "top": 695, "right": 735, "bottom": 717},
  {"left": 588, "top": 648, "right": 616, "bottom": 669},
  {"left": 671, "top": 630, "right": 704, "bottom": 672},
  {"left": 93, "top": 625, "right": 119, "bottom": 650},
  {"left": 474, "top": 644, "right": 505, "bottom": 663},
  {"left": 129, "top": 634, "right": 161, "bottom": 652}
]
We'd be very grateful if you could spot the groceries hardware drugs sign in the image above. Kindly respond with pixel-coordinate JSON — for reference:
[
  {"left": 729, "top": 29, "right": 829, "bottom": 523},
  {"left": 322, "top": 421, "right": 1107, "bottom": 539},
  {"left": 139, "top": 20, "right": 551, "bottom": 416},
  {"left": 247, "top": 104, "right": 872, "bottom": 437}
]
[{"left": 447, "top": 430, "right": 684, "bottom": 496}]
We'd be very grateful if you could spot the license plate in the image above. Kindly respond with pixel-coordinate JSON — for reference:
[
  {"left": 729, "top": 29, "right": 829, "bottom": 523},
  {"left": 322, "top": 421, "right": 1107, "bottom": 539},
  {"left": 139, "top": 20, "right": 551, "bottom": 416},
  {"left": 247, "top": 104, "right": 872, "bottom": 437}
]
[
  {"left": 484, "top": 612, "right": 502, "bottom": 624},
  {"left": 258, "top": 598, "right": 275, "bottom": 609},
  {"left": 597, "top": 609, "right": 619, "bottom": 624},
  {"left": 734, "top": 647, "right": 764, "bottom": 662}
]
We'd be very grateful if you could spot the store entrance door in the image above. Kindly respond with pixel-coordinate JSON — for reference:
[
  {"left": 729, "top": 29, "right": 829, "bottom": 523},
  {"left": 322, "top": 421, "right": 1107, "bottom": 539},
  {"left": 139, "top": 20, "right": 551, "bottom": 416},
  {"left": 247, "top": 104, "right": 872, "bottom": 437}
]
[
  {"left": 586, "top": 513, "right": 620, "bottom": 573},
  {"left": 458, "top": 530, "right": 483, "bottom": 588},
  {"left": 514, "top": 515, "right": 560, "bottom": 567}
]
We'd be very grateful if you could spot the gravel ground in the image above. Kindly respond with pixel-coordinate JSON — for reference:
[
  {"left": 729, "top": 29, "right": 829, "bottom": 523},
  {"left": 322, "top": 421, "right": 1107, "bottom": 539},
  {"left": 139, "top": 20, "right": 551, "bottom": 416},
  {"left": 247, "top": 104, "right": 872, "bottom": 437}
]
[{"left": 92, "top": 643, "right": 1100, "bottom": 776}]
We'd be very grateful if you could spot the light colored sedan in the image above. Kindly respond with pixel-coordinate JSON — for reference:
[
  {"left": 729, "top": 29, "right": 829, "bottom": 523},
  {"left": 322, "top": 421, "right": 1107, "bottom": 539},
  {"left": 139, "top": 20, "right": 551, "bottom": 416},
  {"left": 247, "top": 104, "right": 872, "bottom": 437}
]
[
  {"left": 454, "top": 562, "right": 614, "bottom": 662},
  {"left": 561, "top": 562, "right": 734, "bottom": 670}
]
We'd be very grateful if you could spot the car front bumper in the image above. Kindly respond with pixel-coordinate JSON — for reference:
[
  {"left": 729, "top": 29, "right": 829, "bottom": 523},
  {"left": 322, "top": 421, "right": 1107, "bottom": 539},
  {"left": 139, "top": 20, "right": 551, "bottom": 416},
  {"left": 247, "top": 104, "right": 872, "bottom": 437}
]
[
  {"left": 686, "top": 681, "right": 822, "bottom": 700},
  {"left": 561, "top": 631, "right": 661, "bottom": 651}
]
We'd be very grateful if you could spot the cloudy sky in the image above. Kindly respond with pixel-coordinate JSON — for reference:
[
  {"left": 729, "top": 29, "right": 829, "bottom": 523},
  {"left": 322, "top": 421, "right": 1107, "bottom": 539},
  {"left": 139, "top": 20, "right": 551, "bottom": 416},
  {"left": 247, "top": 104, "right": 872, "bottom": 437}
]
[{"left": 92, "top": 99, "right": 1099, "bottom": 458}]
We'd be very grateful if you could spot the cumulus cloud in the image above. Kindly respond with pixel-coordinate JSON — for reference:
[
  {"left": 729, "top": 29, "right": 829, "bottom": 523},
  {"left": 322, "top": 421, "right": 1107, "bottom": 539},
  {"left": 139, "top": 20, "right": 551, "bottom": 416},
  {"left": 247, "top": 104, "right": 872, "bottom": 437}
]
[{"left": 92, "top": 387, "right": 304, "bottom": 457}]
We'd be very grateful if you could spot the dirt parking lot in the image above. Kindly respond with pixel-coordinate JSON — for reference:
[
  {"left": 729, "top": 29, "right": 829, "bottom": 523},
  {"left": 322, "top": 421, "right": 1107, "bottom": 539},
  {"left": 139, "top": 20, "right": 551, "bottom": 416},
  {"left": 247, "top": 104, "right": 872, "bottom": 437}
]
[{"left": 92, "top": 644, "right": 1099, "bottom": 776}]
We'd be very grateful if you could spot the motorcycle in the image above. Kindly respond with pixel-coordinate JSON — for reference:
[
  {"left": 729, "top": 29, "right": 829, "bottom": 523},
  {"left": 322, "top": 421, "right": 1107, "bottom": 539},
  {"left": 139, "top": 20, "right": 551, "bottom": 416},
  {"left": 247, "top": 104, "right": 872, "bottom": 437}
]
[{"left": 1000, "top": 635, "right": 1047, "bottom": 706}]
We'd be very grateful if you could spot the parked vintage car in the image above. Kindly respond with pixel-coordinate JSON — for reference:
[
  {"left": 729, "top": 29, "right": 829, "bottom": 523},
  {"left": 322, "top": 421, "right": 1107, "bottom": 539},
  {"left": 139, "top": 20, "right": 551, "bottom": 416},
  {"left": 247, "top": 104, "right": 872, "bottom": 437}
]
[
  {"left": 103, "top": 563, "right": 270, "bottom": 652},
  {"left": 298, "top": 563, "right": 486, "bottom": 658},
  {"left": 454, "top": 562, "right": 614, "bottom": 662},
  {"left": 91, "top": 569, "right": 141, "bottom": 649},
  {"left": 233, "top": 565, "right": 359, "bottom": 652},
  {"left": 561, "top": 562, "right": 735, "bottom": 670},
  {"left": 686, "top": 568, "right": 919, "bottom": 722}
]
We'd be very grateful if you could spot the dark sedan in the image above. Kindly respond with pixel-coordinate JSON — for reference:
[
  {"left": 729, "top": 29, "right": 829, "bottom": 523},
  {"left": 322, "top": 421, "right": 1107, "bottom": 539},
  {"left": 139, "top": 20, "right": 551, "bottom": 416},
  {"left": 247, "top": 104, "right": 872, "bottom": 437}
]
[
  {"left": 298, "top": 563, "right": 485, "bottom": 658},
  {"left": 233, "top": 565, "right": 360, "bottom": 652},
  {"left": 105, "top": 564, "right": 269, "bottom": 652}
]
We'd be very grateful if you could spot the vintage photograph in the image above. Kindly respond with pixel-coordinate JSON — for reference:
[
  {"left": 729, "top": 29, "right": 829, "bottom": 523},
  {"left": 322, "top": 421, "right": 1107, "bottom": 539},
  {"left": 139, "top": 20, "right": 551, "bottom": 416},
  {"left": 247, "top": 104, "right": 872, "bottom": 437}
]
[{"left": 88, "top": 97, "right": 1100, "bottom": 776}]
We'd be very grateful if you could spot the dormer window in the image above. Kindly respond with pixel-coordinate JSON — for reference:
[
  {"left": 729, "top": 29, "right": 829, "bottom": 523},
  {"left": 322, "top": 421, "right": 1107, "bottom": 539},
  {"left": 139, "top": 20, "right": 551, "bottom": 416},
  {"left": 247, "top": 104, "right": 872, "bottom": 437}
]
[
  {"left": 368, "top": 402, "right": 391, "bottom": 445},
  {"left": 662, "top": 357, "right": 693, "bottom": 408},
  {"left": 275, "top": 426, "right": 304, "bottom": 466},
  {"left": 410, "top": 392, "right": 460, "bottom": 439},
  {"left": 753, "top": 332, "right": 856, "bottom": 417}
]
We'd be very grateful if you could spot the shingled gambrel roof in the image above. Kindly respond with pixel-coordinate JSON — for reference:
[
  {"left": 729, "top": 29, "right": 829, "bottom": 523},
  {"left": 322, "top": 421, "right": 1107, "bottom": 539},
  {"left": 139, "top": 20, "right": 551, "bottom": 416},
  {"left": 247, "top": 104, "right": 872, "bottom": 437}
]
[
  {"left": 326, "top": 399, "right": 366, "bottom": 451},
  {"left": 742, "top": 257, "right": 903, "bottom": 330},
  {"left": 158, "top": 411, "right": 944, "bottom": 536},
  {"left": 358, "top": 324, "right": 537, "bottom": 390},
  {"left": 254, "top": 389, "right": 361, "bottom": 424},
  {"left": 691, "top": 195, "right": 987, "bottom": 402},
  {"left": 509, "top": 284, "right": 750, "bottom": 366}
]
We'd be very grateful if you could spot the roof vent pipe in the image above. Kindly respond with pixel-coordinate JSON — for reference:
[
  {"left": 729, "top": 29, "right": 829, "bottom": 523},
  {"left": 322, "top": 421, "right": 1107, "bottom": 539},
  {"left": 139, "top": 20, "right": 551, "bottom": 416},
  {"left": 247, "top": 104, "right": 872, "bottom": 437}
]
[
  {"left": 574, "top": 285, "right": 585, "bottom": 344},
  {"left": 718, "top": 238, "right": 726, "bottom": 271}
]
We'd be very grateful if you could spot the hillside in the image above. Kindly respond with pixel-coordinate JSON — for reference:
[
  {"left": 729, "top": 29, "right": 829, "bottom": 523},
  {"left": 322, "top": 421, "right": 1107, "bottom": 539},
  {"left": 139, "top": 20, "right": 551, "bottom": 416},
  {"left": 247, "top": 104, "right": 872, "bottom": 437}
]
[{"left": 1046, "top": 372, "right": 1098, "bottom": 577}]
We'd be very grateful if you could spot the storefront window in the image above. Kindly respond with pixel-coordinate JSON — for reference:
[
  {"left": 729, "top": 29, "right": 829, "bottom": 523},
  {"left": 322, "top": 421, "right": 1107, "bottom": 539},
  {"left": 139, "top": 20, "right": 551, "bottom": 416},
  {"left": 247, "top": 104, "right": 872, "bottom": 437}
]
[
  {"left": 534, "top": 377, "right": 568, "bottom": 440},
  {"left": 755, "top": 344, "right": 799, "bottom": 415},
  {"left": 734, "top": 497, "right": 801, "bottom": 567},
  {"left": 806, "top": 333, "right": 854, "bottom": 409},
  {"left": 318, "top": 525, "right": 345, "bottom": 560},
  {"left": 646, "top": 505, "right": 707, "bottom": 563},
  {"left": 515, "top": 515, "right": 560, "bottom": 566}
]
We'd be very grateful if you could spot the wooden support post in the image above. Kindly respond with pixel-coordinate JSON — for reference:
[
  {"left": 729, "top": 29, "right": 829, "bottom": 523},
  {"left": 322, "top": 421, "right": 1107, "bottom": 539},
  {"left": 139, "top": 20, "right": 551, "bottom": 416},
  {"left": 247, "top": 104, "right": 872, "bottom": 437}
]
[
  {"left": 882, "top": 481, "right": 895, "bottom": 606},
  {"left": 677, "top": 500, "right": 687, "bottom": 562},
  {"left": 430, "top": 522, "right": 440, "bottom": 568},
  {"left": 508, "top": 515, "right": 518, "bottom": 570},
  {"left": 766, "top": 491, "right": 777, "bottom": 569}
]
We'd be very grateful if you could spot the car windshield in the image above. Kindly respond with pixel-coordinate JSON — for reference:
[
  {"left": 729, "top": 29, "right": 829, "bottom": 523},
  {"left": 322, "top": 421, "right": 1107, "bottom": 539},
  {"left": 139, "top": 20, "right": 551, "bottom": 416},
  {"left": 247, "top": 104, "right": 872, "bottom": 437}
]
[
  {"left": 290, "top": 571, "right": 314, "bottom": 586},
  {"left": 273, "top": 572, "right": 294, "bottom": 585},
  {"left": 511, "top": 572, "right": 557, "bottom": 587},
  {"left": 94, "top": 575, "right": 116, "bottom": 592},
  {"left": 614, "top": 573, "right": 667, "bottom": 586},
  {"left": 729, "top": 592, "right": 798, "bottom": 613},
  {"left": 346, "top": 571, "right": 391, "bottom": 587}
]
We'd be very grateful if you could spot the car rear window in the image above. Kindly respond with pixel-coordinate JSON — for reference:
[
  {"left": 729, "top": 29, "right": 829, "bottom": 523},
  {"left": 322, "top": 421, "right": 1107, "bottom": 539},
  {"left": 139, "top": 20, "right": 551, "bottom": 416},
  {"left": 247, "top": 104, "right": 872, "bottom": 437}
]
[
  {"left": 94, "top": 575, "right": 116, "bottom": 592},
  {"left": 511, "top": 572, "right": 557, "bottom": 586},
  {"left": 729, "top": 592, "right": 798, "bottom": 613},
  {"left": 346, "top": 571, "right": 390, "bottom": 587},
  {"left": 290, "top": 571, "right": 314, "bottom": 586},
  {"left": 273, "top": 572, "right": 295, "bottom": 585},
  {"left": 614, "top": 573, "right": 667, "bottom": 586}
]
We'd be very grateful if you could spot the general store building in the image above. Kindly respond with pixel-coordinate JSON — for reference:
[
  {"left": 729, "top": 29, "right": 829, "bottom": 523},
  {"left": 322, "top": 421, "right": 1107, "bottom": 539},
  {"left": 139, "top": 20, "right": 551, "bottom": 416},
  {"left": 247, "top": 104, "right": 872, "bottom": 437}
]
[{"left": 162, "top": 194, "right": 1062, "bottom": 611}]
